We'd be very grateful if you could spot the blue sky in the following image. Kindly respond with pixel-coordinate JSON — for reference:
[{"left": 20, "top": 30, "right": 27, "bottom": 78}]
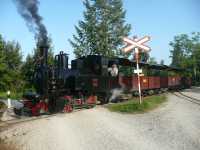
[{"left": 0, "top": 0, "right": 199, "bottom": 65}]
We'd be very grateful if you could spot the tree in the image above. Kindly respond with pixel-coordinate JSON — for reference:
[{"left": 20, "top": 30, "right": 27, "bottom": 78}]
[
  {"left": 21, "top": 54, "right": 35, "bottom": 89},
  {"left": 170, "top": 32, "right": 200, "bottom": 84},
  {"left": 69, "top": 0, "right": 131, "bottom": 58},
  {"left": 139, "top": 52, "right": 149, "bottom": 62},
  {"left": 148, "top": 57, "right": 157, "bottom": 65},
  {"left": 0, "top": 34, "right": 23, "bottom": 92},
  {"left": 0, "top": 35, "right": 7, "bottom": 90},
  {"left": 170, "top": 34, "right": 193, "bottom": 68},
  {"left": 190, "top": 33, "right": 200, "bottom": 82},
  {"left": 160, "top": 59, "right": 164, "bottom": 65}
]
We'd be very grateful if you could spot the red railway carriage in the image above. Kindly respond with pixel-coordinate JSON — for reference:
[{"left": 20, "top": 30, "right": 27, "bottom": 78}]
[
  {"left": 119, "top": 76, "right": 132, "bottom": 89},
  {"left": 168, "top": 76, "right": 181, "bottom": 88},
  {"left": 132, "top": 76, "right": 149, "bottom": 90},
  {"left": 176, "top": 76, "right": 181, "bottom": 86},
  {"left": 168, "top": 76, "right": 176, "bottom": 87},
  {"left": 160, "top": 77, "right": 168, "bottom": 88},
  {"left": 126, "top": 76, "right": 161, "bottom": 92},
  {"left": 148, "top": 77, "right": 160, "bottom": 89},
  {"left": 181, "top": 77, "right": 192, "bottom": 88},
  {"left": 132, "top": 76, "right": 138, "bottom": 90},
  {"left": 140, "top": 76, "right": 149, "bottom": 90},
  {"left": 115, "top": 75, "right": 185, "bottom": 95}
]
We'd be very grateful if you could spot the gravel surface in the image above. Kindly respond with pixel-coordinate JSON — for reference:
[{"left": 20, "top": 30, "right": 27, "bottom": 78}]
[{"left": 1, "top": 87, "right": 200, "bottom": 150}]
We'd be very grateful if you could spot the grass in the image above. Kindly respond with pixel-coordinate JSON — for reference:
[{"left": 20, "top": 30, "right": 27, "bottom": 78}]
[
  {"left": 0, "top": 92, "right": 22, "bottom": 100},
  {"left": 107, "top": 95, "right": 167, "bottom": 113}
]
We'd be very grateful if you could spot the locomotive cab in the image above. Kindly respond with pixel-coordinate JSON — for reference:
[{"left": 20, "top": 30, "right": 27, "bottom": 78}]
[{"left": 71, "top": 55, "right": 111, "bottom": 76}]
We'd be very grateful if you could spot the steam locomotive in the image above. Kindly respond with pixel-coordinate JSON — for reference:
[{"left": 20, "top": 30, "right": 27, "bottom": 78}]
[{"left": 17, "top": 47, "right": 191, "bottom": 116}]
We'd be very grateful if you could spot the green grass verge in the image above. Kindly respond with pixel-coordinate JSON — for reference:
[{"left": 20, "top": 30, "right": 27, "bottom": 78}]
[{"left": 107, "top": 95, "right": 167, "bottom": 113}]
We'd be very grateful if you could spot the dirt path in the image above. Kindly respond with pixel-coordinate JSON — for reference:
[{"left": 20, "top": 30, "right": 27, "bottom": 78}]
[{"left": 1, "top": 88, "right": 200, "bottom": 150}]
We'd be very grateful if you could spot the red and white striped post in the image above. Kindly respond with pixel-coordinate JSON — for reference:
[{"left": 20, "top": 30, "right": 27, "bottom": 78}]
[{"left": 135, "top": 45, "right": 142, "bottom": 104}]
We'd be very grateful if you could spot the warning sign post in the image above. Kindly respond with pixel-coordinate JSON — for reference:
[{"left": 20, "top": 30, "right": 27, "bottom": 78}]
[{"left": 122, "top": 36, "right": 151, "bottom": 104}]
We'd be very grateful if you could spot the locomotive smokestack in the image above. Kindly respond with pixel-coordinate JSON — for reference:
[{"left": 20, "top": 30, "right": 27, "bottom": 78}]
[
  {"left": 14, "top": 0, "right": 48, "bottom": 46},
  {"left": 39, "top": 45, "right": 48, "bottom": 66},
  {"left": 34, "top": 45, "right": 49, "bottom": 97}
]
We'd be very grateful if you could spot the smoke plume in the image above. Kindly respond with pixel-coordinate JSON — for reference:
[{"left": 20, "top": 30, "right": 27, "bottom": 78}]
[
  {"left": 109, "top": 88, "right": 124, "bottom": 102},
  {"left": 14, "top": 0, "right": 48, "bottom": 46}
]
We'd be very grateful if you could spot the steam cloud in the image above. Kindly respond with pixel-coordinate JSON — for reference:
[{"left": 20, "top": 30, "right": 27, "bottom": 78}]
[
  {"left": 109, "top": 88, "right": 124, "bottom": 102},
  {"left": 14, "top": 0, "right": 48, "bottom": 45}
]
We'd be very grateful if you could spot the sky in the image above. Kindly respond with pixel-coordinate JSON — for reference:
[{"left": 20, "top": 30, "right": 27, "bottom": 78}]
[{"left": 0, "top": 0, "right": 199, "bottom": 65}]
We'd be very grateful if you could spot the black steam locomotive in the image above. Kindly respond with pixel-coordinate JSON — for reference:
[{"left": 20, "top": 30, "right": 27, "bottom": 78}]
[{"left": 18, "top": 46, "right": 191, "bottom": 116}]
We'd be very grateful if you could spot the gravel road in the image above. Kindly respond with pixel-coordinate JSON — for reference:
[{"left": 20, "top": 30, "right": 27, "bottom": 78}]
[{"left": 1, "top": 87, "right": 200, "bottom": 150}]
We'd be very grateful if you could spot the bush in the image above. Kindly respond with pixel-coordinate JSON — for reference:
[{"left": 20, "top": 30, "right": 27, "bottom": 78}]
[{"left": 0, "top": 92, "right": 22, "bottom": 100}]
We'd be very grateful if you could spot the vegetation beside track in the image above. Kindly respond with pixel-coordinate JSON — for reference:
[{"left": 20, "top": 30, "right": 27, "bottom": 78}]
[
  {"left": 107, "top": 95, "right": 167, "bottom": 113},
  {"left": 0, "top": 101, "right": 6, "bottom": 120},
  {"left": 0, "top": 101, "right": 6, "bottom": 109},
  {"left": 0, "top": 92, "right": 22, "bottom": 100}
]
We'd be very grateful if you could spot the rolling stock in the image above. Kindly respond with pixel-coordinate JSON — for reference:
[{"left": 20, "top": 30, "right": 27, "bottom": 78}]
[{"left": 16, "top": 48, "right": 191, "bottom": 116}]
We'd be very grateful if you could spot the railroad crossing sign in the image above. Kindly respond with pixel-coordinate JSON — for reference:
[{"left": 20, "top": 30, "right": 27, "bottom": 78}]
[
  {"left": 122, "top": 35, "right": 151, "bottom": 104},
  {"left": 134, "top": 69, "right": 142, "bottom": 74},
  {"left": 122, "top": 36, "right": 151, "bottom": 53}
]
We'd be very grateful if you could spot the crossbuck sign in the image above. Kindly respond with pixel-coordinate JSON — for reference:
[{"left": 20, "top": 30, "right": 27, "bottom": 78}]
[
  {"left": 122, "top": 36, "right": 151, "bottom": 53},
  {"left": 122, "top": 35, "right": 151, "bottom": 104}
]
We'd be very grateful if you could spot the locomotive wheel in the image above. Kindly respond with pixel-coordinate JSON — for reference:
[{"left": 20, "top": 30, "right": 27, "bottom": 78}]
[
  {"left": 98, "top": 95, "right": 106, "bottom": 104},
  {"left": 14, "top": 108, "right": 22, "bottom": 116},
  {"left": 63, "top": 104, "right": 73, "bottom": 113},
  {"left": 98, "top": 93, "right": 110, "bottom": 104},
  {"left": 86, "top": 104, "right": 95, "bottom": 109},
  {"left": 31, "top": 101, "right": 48, "bottom": 116},
  {"left": 14, "top": 107, "right": 32, "bottom": 116},
  {"left": 32, "top": 106, "right": 40, "bottom": 116}
]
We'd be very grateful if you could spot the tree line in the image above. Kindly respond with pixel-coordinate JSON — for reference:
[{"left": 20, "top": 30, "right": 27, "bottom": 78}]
[
  {"left": 0, "top": 34, "right": 54, "bottom": 94},
  {"left": 170, "top": 32, "right": 200, "bottom": 84},
  {"left": 0, "top": 35, "right": 22, "bottom": 92}
]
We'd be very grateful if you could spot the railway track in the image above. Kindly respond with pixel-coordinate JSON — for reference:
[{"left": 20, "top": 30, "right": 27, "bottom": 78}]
[
  {"left": 173, "top": 90, "right": 200, "bottom": 106},
  {"left": 0, "top": 108, "right": 86, "bottom": 130},
  {"left": 1, "top": 90, "right": 199, "bottom": 129},
  {"left": 0, "top": 113, "right": 56, "bottom": 130}
]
